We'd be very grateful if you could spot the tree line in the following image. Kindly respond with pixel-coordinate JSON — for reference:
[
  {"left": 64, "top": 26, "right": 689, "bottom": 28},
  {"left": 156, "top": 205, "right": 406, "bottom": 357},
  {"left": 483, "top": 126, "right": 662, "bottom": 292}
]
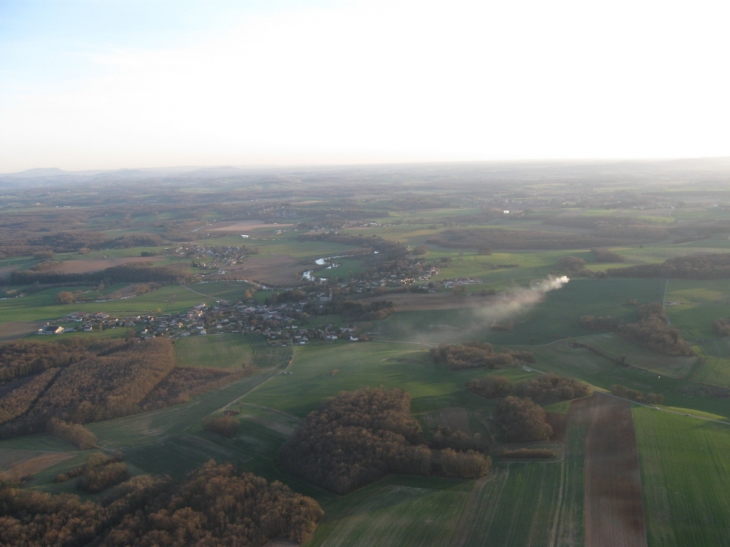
[
  {"left": 467, "top": 373, "right": 591, "bottom": 404},
  {"left": 430, "top": 342, "right": 534, "bottom": 370},
  {"left": 6, "top": 262, "right": 190, "bottom": 286},
  {"left": 0, "top": 460, "right": 323, "bottom": 547},
  {"left": 278, "top": 388, "right": 491, "bottom": 494},
  {"left": 607, "top": 253, "right": 730, "bottom": 279},
  {"left": 618, "top": 302, "right": 694, "bottom": 356}
]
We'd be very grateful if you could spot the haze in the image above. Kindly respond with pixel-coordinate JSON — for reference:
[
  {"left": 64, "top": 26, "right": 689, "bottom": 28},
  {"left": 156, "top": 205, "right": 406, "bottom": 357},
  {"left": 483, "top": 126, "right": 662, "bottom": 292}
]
[{"left": 1, "top": 0, "right": 729, "bottom": 172}]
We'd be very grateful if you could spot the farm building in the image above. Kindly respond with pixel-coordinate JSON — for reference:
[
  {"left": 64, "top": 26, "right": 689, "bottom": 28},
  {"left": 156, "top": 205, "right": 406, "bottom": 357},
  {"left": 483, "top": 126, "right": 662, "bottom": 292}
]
[{"left": 38, "top": 325, "right": 64, "bottom": 335}]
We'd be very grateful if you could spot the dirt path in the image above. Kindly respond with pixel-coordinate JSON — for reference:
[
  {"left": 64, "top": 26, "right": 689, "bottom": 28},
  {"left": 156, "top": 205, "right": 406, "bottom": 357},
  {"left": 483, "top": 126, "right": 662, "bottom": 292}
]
[{"left": 581, "top": 393, "right": 648, "bottom": 547}]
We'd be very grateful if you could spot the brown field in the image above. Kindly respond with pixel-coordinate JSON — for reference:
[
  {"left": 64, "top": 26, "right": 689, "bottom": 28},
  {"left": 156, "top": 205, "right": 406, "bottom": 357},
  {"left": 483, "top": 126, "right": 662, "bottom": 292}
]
[
  {"left": 578, "top": 393, "right": 648, "bottom": 547},
  {"left": 50, "top": 256, "right": 159, "bottom": 275},
  {"left": 223, "top": 255, "right": 306, "bottom": 286},
  {"left": 0, "top": 321, "right": 44, "bottom": 341},
  {"left": 209, "top": 221, "right": 294, "bottom": 232},
  {"left": 360, "top": 292, "right": 495, "bottom": 311},
  {"left": 0, "top": 451, "right": 73, "bottom": 481}
]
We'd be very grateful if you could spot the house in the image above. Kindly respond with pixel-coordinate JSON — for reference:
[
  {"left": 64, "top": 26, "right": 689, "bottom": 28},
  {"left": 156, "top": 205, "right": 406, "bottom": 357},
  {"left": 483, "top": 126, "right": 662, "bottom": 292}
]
[{"left": 38, "top": 325, "right": 64, "bottom": 335}]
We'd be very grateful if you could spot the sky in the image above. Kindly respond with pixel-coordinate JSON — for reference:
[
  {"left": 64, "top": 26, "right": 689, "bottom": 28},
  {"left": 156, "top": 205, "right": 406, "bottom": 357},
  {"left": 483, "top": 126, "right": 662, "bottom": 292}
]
[{"left": 1, "top": 0, "right": 729, "bottom": 172}]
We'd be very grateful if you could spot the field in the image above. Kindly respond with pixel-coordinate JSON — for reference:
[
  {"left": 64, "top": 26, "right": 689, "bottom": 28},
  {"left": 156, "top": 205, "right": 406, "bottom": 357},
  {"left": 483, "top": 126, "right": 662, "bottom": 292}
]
[
  {"left": 243, "top": 342, "right": 537, "bottom": 417},
  {"left": 309, "top": 395, "right": 592, "bottom": 547},
  {"left": 581, "top": 394, "right": 647, "bottom": 547},
  {"left": 174, "top": 334, "right": 255, "bottom": 369},
  {"left": 634, "top": 408, "right": 730, "bottom": 547},
  {"left": 0, "top": 281, "right": 253, "bottom": 326},
  {"left": 48, "top": 256, "right": 160, "bottom": 274},
  {"left": 370, "top": 278, "right": 665, "bottom": 346}
]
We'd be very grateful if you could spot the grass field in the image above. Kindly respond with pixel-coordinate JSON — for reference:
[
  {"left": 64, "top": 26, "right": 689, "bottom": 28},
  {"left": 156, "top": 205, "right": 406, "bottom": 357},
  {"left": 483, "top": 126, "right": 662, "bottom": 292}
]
[
  {"left": 174, "top": 334, "right": 255, "bottom": 369},
  {"left": 242, "top": 342, "right": 537, "bottom": 417},
  {"left": 308, "top": 460, "right": 575, "bottom": 547},
  {"left": 308, "top": 475, "right": 476, "bottom": 547},
  {"left": 634, "top": 408, "right": 730, "bottom": 547},
  {"left": 693, "top": 339, "right": 730, "bottom": 388},
  {"left": 315, "top": 257, "right": 368, "bottom": 280}
]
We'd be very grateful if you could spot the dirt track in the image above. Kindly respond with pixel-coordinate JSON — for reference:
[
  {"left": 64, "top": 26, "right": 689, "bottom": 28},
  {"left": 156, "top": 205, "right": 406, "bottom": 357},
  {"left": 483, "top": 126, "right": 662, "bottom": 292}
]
[{"left": 578, "top": 394, "right": 648, "bottom": 547}]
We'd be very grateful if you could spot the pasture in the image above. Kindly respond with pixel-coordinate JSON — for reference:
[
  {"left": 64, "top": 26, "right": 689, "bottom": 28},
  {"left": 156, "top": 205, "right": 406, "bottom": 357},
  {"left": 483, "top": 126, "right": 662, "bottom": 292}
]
[{"left": 634, "top": 408, "right": 730, "bottom": 547}]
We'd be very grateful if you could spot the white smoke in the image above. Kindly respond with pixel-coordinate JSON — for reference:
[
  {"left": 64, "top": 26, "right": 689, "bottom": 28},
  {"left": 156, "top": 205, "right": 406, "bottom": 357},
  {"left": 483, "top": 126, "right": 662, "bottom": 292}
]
[
  {"left": 531, "top": 275, "right": 570, "bottom": 293},
  {"left": 472, "top": 275, "right": 570, "bottom": 324}
]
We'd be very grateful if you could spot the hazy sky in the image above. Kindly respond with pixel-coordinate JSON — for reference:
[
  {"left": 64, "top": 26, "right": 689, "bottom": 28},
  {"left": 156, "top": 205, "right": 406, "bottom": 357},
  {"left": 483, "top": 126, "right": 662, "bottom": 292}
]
[{"left": 1, "top": 0, "right": 729, "bottom": 172}]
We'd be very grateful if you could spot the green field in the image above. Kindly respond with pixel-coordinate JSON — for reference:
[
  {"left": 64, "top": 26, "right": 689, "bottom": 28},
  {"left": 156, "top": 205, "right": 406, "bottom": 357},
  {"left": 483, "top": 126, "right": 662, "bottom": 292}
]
[
  {"left": 174, "top": 334, "right": 255, "bottom": 369},
  {"left": 371, "top": 278, "right": 665, "bottom": 345},
  {"left": 243, "top": 342, "right": 537, "bottom": 417},
  {"left": 309, "top": 456, "right": 580, "bottom": 547},
  {"left": 634, "top": 408, "right": 730, "bottom": 547},
  {"left": 315, "top": 257, "right": 368, "bottom": 280}
]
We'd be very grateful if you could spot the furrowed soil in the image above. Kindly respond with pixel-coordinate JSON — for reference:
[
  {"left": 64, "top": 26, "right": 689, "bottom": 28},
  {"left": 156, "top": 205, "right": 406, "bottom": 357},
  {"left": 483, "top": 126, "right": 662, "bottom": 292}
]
[
  {"left": 578, "top": 393, "right": 648, "bottom": 547},
  {"left": 0, "top": 321, "right": 44, "bottom": 341}
]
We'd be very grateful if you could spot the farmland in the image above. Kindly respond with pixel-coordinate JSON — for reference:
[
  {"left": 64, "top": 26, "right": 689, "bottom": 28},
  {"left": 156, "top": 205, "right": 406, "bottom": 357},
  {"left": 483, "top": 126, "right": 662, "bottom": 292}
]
[
  {"left": 2, "top": 161, "right": 730, "bottom": 545},
  {"left": 634, "top": 409, "right": 730, "bottom": 547}
]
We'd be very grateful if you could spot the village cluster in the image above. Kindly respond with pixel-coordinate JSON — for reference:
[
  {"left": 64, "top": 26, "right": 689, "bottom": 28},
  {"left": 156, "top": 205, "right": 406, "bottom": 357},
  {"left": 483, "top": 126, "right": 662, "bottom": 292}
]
[{"left": 44, "top": 298, "right": 359, "bottom": 345}]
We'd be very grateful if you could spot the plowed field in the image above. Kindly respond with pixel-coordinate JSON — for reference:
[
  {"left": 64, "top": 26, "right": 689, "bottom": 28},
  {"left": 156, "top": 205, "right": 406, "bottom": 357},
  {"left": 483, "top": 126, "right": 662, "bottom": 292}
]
[{"left": 579, "top": 394, "right": 647, "bottom": 547}]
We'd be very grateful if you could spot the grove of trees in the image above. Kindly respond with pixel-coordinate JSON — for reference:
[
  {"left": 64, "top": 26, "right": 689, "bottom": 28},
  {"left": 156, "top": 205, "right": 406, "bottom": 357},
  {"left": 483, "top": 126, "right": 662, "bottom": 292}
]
[
  {"left": 279, "top": 388, "right": 491, "bottom": 494},
  {"left": 0, "top": 460, "right": 323, "bottom": 547},
  {"left": 430, "top": 342, "right": 534, "bottom": 370},
  {"left": 467, "top": 373, "right": 591, "bottom": 404},
  {"left": 618, "top": 303, "right": 694, "bottom": 356},
  {"left": 492, "top": 396, "right": 553, "bottom": 442}
]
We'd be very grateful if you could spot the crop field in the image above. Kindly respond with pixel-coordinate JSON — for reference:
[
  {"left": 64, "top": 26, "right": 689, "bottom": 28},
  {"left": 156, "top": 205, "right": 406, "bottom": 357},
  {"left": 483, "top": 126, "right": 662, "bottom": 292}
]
[
  {"left": 309, "top": 476, "right": 476, "bottom": 547},
  {"left": 309, "top": 462, "right": 577, "bottom": 547},
  {"left": 174, "top": 334, "right": 255, "bottom": 369},
  {"left": 633, "top": 408, "right": 730, "bottom": 547}
]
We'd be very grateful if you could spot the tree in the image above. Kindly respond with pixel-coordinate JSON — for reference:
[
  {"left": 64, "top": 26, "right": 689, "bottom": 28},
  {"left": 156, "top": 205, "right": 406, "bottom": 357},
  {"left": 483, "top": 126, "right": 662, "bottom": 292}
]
[
  {"left": 57, "top": 291, "right": 75, "bottom": 304},
  {"left": 493, "top": 396, "right": 553, "bottom": 442},
  {"left": 556, "top": 256, "right": 586, "bottom": 272}
]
